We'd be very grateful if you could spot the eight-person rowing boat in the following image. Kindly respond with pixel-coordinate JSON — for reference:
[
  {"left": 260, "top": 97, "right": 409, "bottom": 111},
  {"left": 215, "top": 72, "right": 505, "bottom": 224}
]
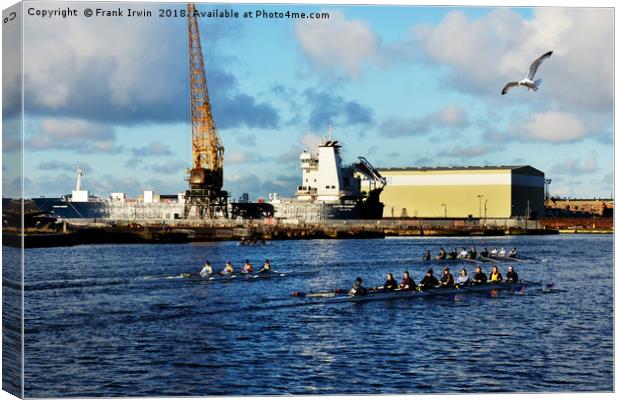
[{"left": 292, "top": 265, "right": 540, "bottom": 304}]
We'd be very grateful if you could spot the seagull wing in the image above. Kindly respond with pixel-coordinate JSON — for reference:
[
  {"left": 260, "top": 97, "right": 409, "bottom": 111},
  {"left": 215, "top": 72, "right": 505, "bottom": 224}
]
[
  {"left": 528, "top": 50, "right": 553, "bottom": 80},
  {"left": 501, "top": 81, "right": 519, "bottom": 95}
]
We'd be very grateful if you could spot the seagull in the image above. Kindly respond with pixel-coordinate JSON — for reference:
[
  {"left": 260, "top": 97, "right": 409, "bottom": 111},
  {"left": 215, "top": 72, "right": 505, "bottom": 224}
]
[{"left": 501, "top": 50, "right": 553, "bottom": 95}]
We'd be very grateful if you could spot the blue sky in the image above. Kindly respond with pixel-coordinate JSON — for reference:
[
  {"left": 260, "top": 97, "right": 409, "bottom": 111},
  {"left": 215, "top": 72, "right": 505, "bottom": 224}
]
[{"left": 3, "top": 3, "right": 613, "bottom": 200}]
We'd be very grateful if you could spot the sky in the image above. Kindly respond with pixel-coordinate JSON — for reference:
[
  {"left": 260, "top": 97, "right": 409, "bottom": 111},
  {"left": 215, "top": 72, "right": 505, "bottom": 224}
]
[{"left": 2, "top": 2, "right": 614, "bottom": 200}]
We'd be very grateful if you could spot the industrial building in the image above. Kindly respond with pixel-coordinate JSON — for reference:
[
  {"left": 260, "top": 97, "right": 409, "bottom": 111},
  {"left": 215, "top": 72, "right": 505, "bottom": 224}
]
[{"left": 367, "top": 165, "right": 545, "bottom": 219}]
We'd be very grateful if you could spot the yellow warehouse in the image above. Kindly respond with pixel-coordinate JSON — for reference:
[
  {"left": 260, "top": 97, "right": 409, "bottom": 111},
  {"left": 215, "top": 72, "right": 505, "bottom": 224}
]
[{"left": 369, "top": 166, "right": 545, "bottom": 219}]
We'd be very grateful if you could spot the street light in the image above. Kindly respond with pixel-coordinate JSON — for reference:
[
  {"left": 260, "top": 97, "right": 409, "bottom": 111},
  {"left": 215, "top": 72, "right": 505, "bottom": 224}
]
[
  {"left": 441, "top": 203, "right": 447, "bottom": 218},
  {"left": 477, "top": 195, "right": 483, "bottom": 218},
  {"left": 484, "top": 199, "right": 488, "bottom": 221}
]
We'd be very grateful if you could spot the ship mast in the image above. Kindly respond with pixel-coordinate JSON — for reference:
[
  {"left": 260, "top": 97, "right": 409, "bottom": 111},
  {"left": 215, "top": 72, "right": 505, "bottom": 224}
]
[{"left": 184, "top": 2, "right": 228, "bottom": 219}]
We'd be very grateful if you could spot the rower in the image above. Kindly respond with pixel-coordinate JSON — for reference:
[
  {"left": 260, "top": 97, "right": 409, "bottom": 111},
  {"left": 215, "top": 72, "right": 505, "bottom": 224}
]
[
  {"left": 423, "top": 250, "right": 431, "bottom": 261},
  {"left": 473, "top": 266, "right": 487, "bottom": 284},
  {"left": 449, "top": 248, "right": 458, "bottom": 259},
  {"left": 400, "top": 271, "right": 416, "bottom": 290},
  {"left": 383, "top": 273, "right": 398, "bottom": 291},
  {"left": 468, "top": 246, "right": 478, "bottom": 260},
  {"left": 508, "top": 247, "right": 518, "bottom": 258},
  {"left": 436, "top": 247, "right": 447, "bottom": 260},
  {"left": 489, "top": 247, "right": 498, "bottom": 258},
  {"left": 489, "top": 265, "right": 503, "bottom": 283},
  {"left": 498, "top": 248, "right": 507, "bottom": 258},
  {"left": 439, "top": 267, "right": 454, "bottom": 287},
  {"left": 200, "top": 260, "right": 213, "bottom": 277},
  {"left": 505, "top": 266, "right": 518, "bottom": 283},
  {"left": 418, "top": 268, "right": 439, "bottom": 289},
  {"left": 456, "top": 268, "right": 470, "bottom": 285},
  {"left": 222, "top": 261, "right": 234, "bottom": 275},
  {"left": 258, "top": 259, "right": 271, "bottom": 273},
  {"left": 349, "top": 277, "right": 368, "bottom": 296},
  {"left": 458, "top": 247, "right": 468, "bottom": 259},
  {"left": 480, "top": 247, "right": 489, "bottom": 258},
  {"left": 241, "top": 259, "right": 254, "bottom": 273}
]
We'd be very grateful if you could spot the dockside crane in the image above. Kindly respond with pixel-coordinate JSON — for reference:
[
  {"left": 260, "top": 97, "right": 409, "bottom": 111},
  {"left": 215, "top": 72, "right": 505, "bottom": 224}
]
[{"left": 184, "top": 2, "right": 228, "bottom": 219}]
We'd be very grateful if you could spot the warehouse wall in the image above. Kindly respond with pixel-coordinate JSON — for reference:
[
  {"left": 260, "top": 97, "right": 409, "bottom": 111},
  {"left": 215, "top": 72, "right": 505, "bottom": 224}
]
[
  {"left": 370, "top": 167, "right": 544, "bottom": 219},
  {"left": 380, "top": 185, "right": 511, "bottom": 218}
]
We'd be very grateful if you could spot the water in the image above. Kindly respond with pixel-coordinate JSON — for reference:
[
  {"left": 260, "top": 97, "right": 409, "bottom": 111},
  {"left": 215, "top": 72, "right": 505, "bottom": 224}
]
[{"left": 20, "top": 235, "right": 612, "bottom": 396}]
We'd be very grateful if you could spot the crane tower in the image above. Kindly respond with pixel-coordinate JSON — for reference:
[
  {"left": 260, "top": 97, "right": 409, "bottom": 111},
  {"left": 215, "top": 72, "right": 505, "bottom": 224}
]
[{"left": 184, "top": 3, "right": 228, "bottom": 219}]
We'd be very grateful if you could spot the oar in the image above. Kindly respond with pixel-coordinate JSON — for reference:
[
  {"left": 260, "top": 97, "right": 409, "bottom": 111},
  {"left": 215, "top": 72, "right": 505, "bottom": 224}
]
[{"left": 292, "top": 288, "right": 347, "bottom": 298}]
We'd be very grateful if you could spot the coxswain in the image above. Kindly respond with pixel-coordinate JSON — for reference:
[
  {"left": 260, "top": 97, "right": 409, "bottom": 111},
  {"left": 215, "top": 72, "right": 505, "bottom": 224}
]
[
  {"left": 383, "top": 273, "right": 398, "bottom": 291},
  {"left": 400, "top": 271, "right": 416, "bottom": 290},
  {"left": 489, "top": 265, "right": 503, "bottom": 282},
  {"left": 449, "top": 248, "right": 458, "bottom": 259},
  {"left": 222, "top": 261, "right": 234, "bottom": 274},
  {"left": 505, "top": 266, "right": 518, "bottom": 283},
  {"left": 456, "top": 268, "right": 470, "bottom": 285},
  {"left": 418, "top": 268, "right": 440, "bottom": 289},
  {"left": 489, "top": 247, "right": 498, "bottom": 258},
  {"left": 436, "top": 247, "right": 447, "bottom": 260},
  {"left": 423, "top": 250, "right": 431, "bottom": 261},
  {"left": 200, "top": 261, "right": 213, "bottom": 277},
  {"left": 468, "top": 246, "right": 478, "bottom": 259},
  {"left": 480, "top": 247, "right": 489, "bottom": 258},
  {"left": 241, "top": 259, "right": 254, "bottom": 273},
  {"left": 439, "top": 267, "right": 454, "bottom": 287},
  {"left": 499, "top": 248, "right": 507, "bottom": 258},
  {"left": 258, "top": 259, "right": 271, "bottom": 273},
  {"left": 458, "top": 247, "right": 468, "bottom": 259},
  {"left": 349, "top": 277, "right": 368, "bottom": 296},
  {"left": 508, "top": 247, "right": 518, "bottom": 258},
  {"left": 473, "top": 266, "right": 487, "bottom": 284}
]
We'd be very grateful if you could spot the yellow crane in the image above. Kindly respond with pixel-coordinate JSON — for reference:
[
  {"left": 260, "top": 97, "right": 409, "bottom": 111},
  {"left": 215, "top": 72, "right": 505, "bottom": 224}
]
[{"left": 184, "top": 3, "right": 228, "bottom": 218}]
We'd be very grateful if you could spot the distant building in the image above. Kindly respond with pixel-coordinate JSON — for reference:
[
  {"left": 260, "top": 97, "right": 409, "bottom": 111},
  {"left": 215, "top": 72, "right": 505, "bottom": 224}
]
[
  {"left": 545, "top": 198, "right": 614, "bottom": 217},
  {"left": 368, "top": 165, "right": 545, "bottom": 219}
]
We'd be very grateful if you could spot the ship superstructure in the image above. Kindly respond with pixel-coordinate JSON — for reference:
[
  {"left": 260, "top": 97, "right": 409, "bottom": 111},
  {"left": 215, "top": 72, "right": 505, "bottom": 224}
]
[{"left": 271, "top": 133, "right": 386, "bottom": 222}]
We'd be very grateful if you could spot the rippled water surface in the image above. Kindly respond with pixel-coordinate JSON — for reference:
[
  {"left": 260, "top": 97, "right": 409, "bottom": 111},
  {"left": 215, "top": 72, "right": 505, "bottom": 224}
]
[{"left": 22, "top": 235, "right": 613, "bottom": 396}]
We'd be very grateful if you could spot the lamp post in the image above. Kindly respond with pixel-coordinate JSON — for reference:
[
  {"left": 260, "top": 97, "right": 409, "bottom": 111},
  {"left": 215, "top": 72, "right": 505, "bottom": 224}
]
[
  {"left": 484, "top": 199, "right": 488, "bottom": 223},
  {"left": 441, "top": 203, "right": 447, "bottom": 218},
  {"left": 477, "top": 195, "right": 483, "bottom": 219}
]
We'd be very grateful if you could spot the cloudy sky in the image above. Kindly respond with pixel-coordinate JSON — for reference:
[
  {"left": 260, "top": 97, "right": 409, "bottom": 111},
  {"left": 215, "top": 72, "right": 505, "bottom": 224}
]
[{"left": 3, "top": 3, "right": 613, "bottom": 200}]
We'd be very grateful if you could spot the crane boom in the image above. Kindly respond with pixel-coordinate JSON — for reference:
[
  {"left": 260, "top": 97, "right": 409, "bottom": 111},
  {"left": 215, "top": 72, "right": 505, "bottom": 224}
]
[
  {"left": 184, "top": 3, "right": 228, "bottom": 218},
  {"left": 188, "top": 2, "right": 223, "bottom": 187}
]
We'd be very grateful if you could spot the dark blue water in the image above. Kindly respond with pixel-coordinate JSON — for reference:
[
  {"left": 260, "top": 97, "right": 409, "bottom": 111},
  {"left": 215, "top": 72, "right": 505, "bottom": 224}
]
[{"left": 22, "top": 235, "right": 613, "bottom": 396}]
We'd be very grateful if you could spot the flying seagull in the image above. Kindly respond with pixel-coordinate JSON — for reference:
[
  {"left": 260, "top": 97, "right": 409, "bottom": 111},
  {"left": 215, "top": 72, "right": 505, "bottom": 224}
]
[{"left": 501, "top": 51, "right": 553, "bottom": 95}]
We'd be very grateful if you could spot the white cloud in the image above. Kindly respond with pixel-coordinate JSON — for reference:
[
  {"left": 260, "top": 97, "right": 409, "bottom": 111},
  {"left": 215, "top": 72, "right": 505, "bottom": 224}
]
[
  {"left": 132, "top": 142, "right": 173, "bottom": 157},
  {"left": 299, "top": 132, "right": 322, "bottom": 152},
  {"left": 149, "top": 160, "right": 187, "bottom": 175},
  {"left": 549, "top": 150, "right": 598, "bottom": 175},
  {"left": 27, "top": 117, "right": 122, "bottom": 153},
  {"left": 438, "top": 144, "right": 492, "bottom": 158},
  {"left": 414, "top": 8, "right": 613, "bottom": 112},
  {"left": 381, "top": 105, "right": 469, "bottom": 137},
  {"left": 516, "top": 111, "right": 588, "bottom": 143},
  {"left": 484, "top": 111, "right": 595, "bottom": 144},
  {"left": 226, "top": 151, "right": 267, "bottom": 165},
  {"left": 295, "top": 11, "right": 380, "bottom": 77}
]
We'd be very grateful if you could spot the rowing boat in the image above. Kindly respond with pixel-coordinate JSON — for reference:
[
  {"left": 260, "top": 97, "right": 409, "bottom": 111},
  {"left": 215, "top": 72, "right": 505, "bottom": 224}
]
[
  {"left": 176, "top": 271, "right": 288, "bottom": 281},
  {"left": 294, "top": 281, "right": 540, "bottom": 304}
]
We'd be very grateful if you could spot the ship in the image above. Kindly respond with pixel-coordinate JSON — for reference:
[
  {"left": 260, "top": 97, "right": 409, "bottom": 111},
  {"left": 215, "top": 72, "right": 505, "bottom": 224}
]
[{"left": 269, "top": 133, "right": 386, "bottom": 223}]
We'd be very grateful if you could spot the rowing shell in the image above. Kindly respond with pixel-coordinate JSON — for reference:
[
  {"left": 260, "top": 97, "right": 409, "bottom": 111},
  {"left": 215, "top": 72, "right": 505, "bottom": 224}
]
[
  {"left": 175, "top": 271, "right": 287, "bottom": 281},
  {"left": 299, "top": 281, "right": 539, "bottom": 304}
]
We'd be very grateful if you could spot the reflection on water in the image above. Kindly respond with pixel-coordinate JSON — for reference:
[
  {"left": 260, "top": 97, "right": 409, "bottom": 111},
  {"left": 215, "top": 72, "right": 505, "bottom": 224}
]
[{"left": 22, "top": 235, "right": 612, "bottom": 396}]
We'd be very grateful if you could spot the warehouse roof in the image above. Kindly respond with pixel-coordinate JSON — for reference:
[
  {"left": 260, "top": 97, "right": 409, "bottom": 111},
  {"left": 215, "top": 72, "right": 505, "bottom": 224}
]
[{"left": 378, "top": 165, "right": 543, "bottom": 174}]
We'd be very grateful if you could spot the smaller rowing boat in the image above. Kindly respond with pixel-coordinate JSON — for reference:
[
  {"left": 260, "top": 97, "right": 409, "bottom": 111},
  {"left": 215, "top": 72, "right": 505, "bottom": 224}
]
[{"left": 176, "top": 271, "right": 288, "bottom": 282}]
